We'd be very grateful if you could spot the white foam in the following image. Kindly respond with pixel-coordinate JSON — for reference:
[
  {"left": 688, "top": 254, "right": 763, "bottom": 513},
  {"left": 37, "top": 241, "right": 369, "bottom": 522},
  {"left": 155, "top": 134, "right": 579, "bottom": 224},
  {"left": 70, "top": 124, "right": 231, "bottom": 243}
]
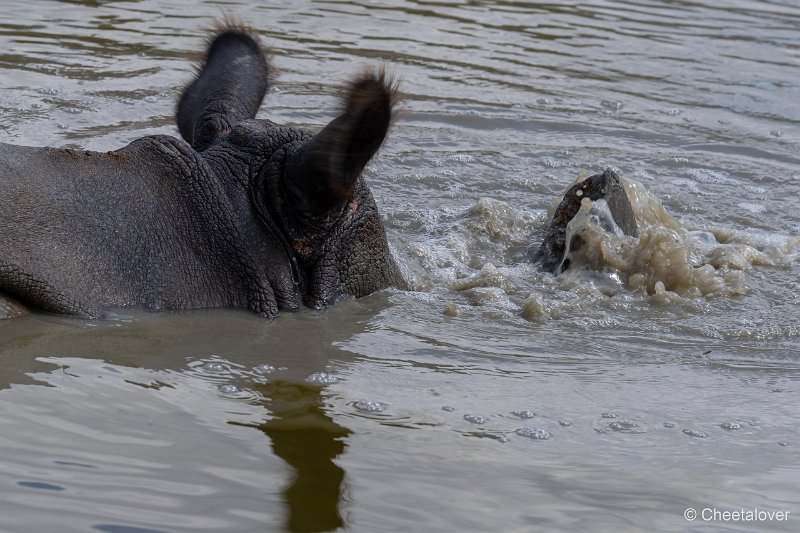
[{"left": 555, "top": 177, "right": 792, "bottom": 302}]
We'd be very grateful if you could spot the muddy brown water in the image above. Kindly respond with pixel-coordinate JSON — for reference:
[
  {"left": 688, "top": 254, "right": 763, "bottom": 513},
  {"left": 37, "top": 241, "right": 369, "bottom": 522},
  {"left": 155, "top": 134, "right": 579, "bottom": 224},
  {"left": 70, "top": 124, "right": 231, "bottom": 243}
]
[{"left": 1, "top": 1, "right": 799, "bottom": 532}]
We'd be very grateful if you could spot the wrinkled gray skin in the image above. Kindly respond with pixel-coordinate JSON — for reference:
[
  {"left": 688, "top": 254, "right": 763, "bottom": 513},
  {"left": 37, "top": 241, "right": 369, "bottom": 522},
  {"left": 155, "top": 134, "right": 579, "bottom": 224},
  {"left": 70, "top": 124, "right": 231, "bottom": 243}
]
[
  {"left": 0, "top": 24, "right": 404, "bottom": 319},
  {"left": 530, "top": 169, "right": 637, "bottom": 274}
]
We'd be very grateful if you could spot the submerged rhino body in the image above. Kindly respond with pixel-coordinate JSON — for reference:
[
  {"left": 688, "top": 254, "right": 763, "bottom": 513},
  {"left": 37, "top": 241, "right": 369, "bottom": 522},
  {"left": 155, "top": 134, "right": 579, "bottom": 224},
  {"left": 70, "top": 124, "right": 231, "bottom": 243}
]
[
  {"left": 0, "top": 24, "right": 403, "bottom": 319},
  {"left": 531, "top": 169, "right": 638, "bottom": 273}
]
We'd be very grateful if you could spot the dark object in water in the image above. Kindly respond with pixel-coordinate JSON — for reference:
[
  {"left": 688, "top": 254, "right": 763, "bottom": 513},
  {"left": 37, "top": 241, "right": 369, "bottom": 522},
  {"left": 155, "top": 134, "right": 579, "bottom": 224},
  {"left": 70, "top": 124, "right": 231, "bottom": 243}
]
[
  {"left": 530, "top": 169, "right": 637, "bottom": 273},
  {"left": 0, "top": 21, "right": 404, "bottom": 319}
]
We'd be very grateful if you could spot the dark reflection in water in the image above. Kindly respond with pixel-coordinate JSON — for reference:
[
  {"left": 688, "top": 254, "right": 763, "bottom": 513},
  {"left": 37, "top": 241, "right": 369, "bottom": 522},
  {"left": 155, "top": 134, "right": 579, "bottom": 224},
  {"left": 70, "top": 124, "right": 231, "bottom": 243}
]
[{"left": 255, "top": 380, "right": 351, "bottom": 533}]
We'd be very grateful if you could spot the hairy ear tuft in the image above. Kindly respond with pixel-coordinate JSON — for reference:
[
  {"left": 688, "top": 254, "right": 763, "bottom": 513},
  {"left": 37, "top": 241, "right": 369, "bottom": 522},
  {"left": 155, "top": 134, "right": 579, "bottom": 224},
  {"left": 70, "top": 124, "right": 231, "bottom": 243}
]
[
  {"left": 177, "top": 14, "right": 275, "bottom": 151},
  {"left": 207, "top": 15, "right": 277, "bottom": 74},
  {"left": 341, "top": 66, "right": 400, "bottom": 130},
  {"left": 336, "top": 67, "right": 399, "bottom": 171},
  {"left": 283, "top": 67, "right": 400, "bottom": 215},
  {"left": 209, "top": 13, "right": 258, "bottom": 38}
]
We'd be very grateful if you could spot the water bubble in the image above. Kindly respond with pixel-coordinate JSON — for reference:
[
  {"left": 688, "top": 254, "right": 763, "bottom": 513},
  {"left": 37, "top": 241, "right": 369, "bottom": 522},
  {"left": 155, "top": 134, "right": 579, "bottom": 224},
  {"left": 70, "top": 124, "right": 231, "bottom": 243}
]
[
  {"left": 515, "top": 427, "right": 552, "bottom": 440},
  {"left": 353, "top": 400, "right": 387, "bottom": 413},
  {"left": 511, "top": 410, "right": 536, "bottom": 419},
  {"left": 558, "top": 420, "right": 572, "bottom": 427},
  {"left": 121, "top": 98, "right": 136, "bottom": 105},
  {"left": 601, "top": 412, "right": 618, "bottom": 419},
  {"left": 600, "top": 100, "right": 623, "bottom": 111},
  {"left": 469, "top": 253, "right": 487, "bottom": 269},
  {"left": 770, "top": 130, "right": 783, "bottom": 138},
  {"left": 605, "top": 420, "right": 642, "bottom": 433},
  {"left": 444, "top": 153, "right": 474, "bottom": 163},
  {"left": 31, "top": 103, "right": 43, "bottom": 109},
  {"left": 521, "top": 295, "right": 547, "bottom": 322},
  {"left": 464, "top": 414, "right": 488, "bottom": 425},
  {"left": 218, "top": 384, "right": 240, "bottom": 395},
  {"left": 202, "top": 362, "right": 225, "bottom": 372},
  {"left": 537, "top": 97, "right": 552, "bottom": 105},
  {"left": 683, "top": 429, "right": 707, "bottom": 438},
  {"left": 661, "top": 107, "right": 682, "bottom": 116},
  {"left": 305, "top": 372, "right": 338, "bottom": 385},
  {"left": 253, "top": 364, "right": 275, "bottom": 375},
  {"left": 737, "top": 202, "right": 766, "bottom": 214},
  {"left": 778, "top": 442, "right": 790, "bottom": 447},
  {"left": 63, "top": 107, "right": 82, "bottom": 114},
  {"left": 663, "top": 422, "right": 677, "bottom": 429},
  {"left": 688, "top": 231, "right": 717, "bottom": 245},
  {"left": 541, "top": 158, "right": 572, "bottom": 168},
  {"left": 36, "top": 87, "right": 59, "bottom": 95},
  {"left": 442, "top": 406, "right": 455, "bottom": 412},
  {"left": 144, "top": 95, "right": 159, "bottom": 103},
  {"left": 720, "top": 421, "right": 742, "bottom": 430},
  {"left": 686, "top": 168, "right": 734, "bottom": 185}
]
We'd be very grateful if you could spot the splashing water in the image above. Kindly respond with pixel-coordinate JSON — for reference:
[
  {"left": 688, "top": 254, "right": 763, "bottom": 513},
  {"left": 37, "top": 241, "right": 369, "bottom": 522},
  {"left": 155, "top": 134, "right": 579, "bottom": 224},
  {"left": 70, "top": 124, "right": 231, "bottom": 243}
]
[{"left": 555, "top": 176, "right": 797, "bottom": 303}]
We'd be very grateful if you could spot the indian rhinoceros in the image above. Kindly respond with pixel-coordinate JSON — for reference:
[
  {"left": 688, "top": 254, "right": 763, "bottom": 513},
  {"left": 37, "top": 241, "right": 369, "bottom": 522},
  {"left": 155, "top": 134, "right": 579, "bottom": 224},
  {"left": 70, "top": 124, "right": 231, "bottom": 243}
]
[{"left": 0, "top": 23, "right": 404, "bottom": 319}]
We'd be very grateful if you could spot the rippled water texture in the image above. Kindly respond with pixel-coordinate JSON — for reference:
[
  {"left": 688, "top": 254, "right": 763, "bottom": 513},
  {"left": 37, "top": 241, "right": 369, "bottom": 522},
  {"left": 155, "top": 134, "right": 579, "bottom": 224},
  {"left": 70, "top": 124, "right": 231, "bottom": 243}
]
[{"left": 1, "top": 1, "right": 799, "bottom": 532}]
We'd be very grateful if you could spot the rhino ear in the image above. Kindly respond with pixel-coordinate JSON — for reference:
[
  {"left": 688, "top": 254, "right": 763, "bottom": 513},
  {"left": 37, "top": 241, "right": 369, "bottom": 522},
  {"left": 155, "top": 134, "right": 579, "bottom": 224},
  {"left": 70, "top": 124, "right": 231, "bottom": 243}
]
[
  {"left": 283, "top": 68, "right": 398, "bottom": 215},
  {"left": 177, "top": 18, "right": 272, "bottom": 151}
]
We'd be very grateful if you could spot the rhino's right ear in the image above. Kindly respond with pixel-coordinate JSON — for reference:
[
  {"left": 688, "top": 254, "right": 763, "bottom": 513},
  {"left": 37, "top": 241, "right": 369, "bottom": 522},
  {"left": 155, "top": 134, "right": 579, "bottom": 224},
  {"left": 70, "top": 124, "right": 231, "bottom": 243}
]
[
  {"left": 283, "top": 69, "right": 398, "bottom": 216},
  {"left": 177, "top": 19, "right": 272, "bottom": 151}
]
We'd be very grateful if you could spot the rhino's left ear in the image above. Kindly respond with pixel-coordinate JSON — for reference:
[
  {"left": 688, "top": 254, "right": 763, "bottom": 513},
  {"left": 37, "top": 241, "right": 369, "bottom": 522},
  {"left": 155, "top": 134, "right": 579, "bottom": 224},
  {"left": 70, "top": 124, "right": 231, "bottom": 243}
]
[{"left": 283, "top": 69, "right": 398, "bottom": 215}]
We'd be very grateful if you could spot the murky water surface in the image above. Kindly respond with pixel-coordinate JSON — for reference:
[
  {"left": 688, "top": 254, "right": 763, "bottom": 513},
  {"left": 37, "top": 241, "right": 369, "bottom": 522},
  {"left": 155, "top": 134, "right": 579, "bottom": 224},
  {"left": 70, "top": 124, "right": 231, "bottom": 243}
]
[{"left": 1, "top": 1, "right": 799, "bottom": 531}]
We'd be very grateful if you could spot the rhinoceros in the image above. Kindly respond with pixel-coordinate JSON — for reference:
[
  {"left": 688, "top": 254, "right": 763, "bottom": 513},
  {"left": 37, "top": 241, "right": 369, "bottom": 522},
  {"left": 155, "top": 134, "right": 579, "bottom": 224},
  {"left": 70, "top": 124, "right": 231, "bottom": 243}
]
[{"left": 0, "top": 23, "right": 404, "bottom": 319}]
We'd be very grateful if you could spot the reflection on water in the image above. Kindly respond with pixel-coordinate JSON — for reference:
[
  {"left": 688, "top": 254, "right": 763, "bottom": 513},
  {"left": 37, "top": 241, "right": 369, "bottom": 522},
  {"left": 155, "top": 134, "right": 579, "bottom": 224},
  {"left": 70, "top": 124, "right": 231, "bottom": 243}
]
[{"left": 254, "top": 381, "right": 351, "bottom": 533}]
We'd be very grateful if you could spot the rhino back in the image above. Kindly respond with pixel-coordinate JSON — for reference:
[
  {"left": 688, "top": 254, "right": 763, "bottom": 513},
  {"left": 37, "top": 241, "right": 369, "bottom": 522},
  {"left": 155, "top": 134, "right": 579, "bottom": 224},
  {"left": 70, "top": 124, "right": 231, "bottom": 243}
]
[{"left": 0, "top": 137, "right": 283, "bottom": 316}]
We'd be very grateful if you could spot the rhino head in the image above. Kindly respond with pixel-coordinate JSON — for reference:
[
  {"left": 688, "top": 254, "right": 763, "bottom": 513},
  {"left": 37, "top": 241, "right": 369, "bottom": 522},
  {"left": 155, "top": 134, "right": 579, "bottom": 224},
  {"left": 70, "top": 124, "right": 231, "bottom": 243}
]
[{"left": 176, "top": 22, "right": 405, "bottom": 311}]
